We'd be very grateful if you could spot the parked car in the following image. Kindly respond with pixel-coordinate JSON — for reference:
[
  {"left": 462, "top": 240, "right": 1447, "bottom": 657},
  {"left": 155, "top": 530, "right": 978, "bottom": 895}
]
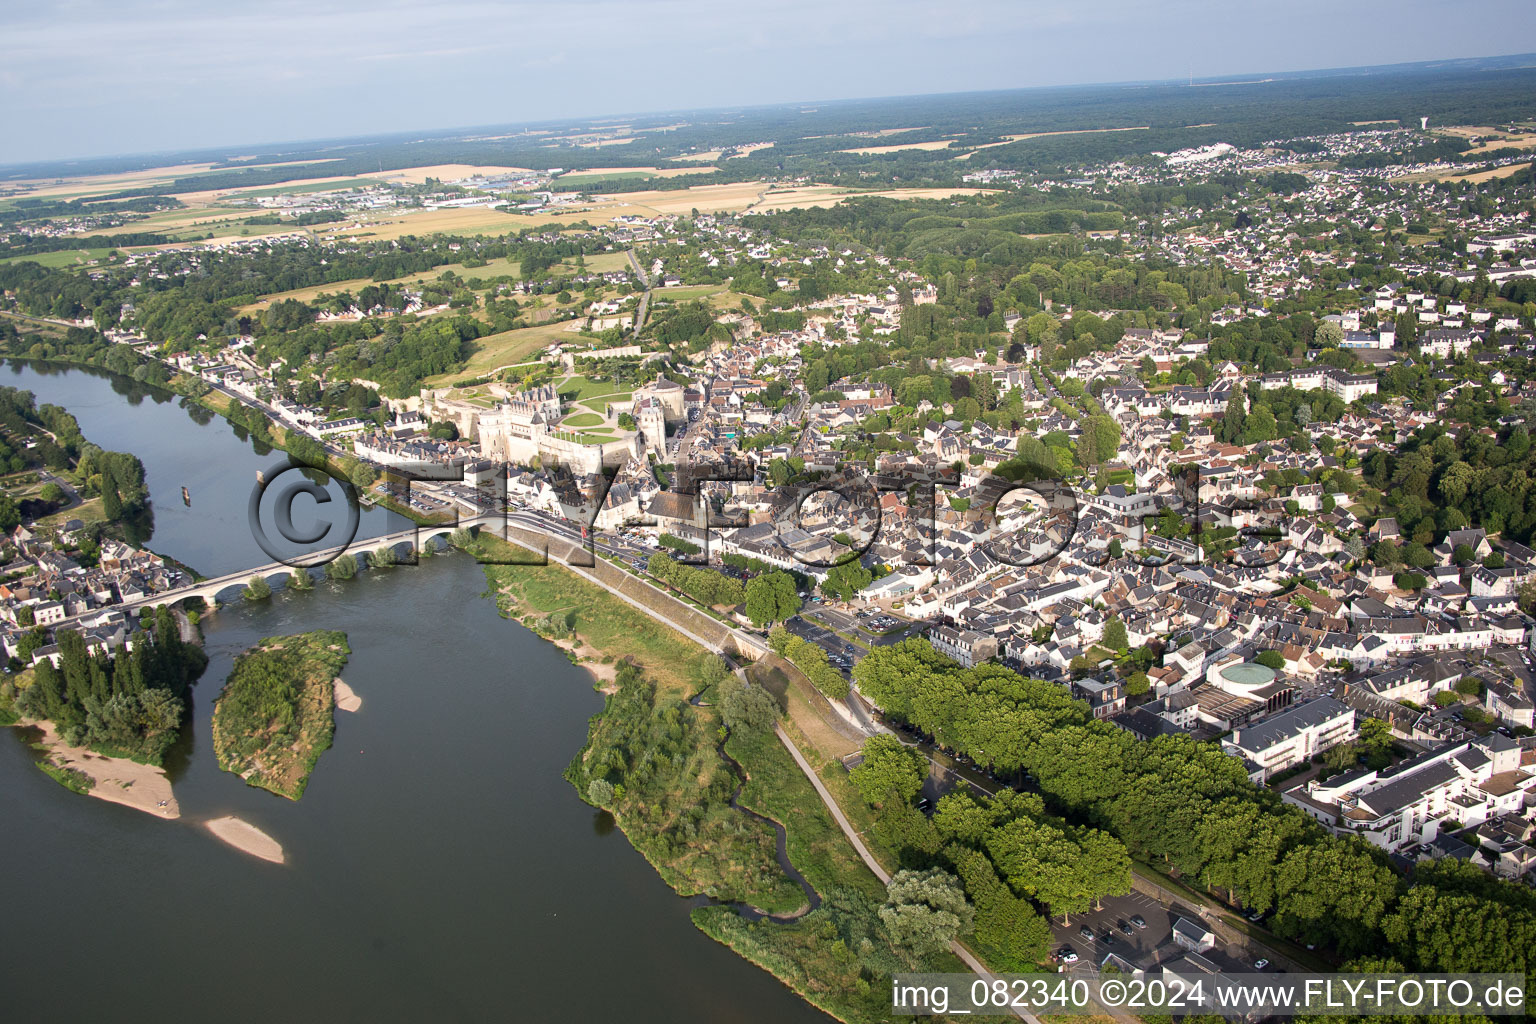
[
  {"left": 1057, "top": 947, "right": 1078, "bottom": 964},
  {"left": 1255, "top": 959, "right": 1270, "bottom": 971},
  {"left": 1078, "top": 925, "right": 1095, "bottom": 942},
  {"left": 1129, "top": 915, "right": 1146, "bottom": 929},
  {"left": 1117, "top": 920, "right": 1133, "bottom": 935}
]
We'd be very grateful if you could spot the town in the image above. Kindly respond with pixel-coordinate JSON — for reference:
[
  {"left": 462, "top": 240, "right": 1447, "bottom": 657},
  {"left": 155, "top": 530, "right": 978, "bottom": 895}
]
[{"left": 3, "top": 59, "right": 1536, "bottom": 1022}]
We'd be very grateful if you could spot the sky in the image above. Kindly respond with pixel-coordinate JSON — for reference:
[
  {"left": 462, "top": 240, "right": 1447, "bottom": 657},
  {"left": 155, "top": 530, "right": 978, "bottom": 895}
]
[{"left": 4, "top": 0, "right": 1536, "bottom": 165}]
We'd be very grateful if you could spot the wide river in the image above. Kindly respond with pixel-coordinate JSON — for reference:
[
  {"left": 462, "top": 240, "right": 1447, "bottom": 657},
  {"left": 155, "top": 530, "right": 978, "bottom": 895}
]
[{"left": 0, "top": 362, "right": 830, "bottom": 1023}]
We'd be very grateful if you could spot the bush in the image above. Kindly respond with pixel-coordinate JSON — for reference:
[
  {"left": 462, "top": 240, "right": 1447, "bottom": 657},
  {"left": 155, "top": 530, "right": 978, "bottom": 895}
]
[{"left": 326, "top": 553, "right": 358, "bottom": 581}]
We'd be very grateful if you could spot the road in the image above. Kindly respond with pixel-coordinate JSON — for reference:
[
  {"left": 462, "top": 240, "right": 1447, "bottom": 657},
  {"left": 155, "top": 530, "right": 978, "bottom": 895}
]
[
  {"left": 626, "top": 249, "right": 652, "bottom": 337},
  {"left": 772, "top": 722, "right": 1041, "bottom": 1024}
]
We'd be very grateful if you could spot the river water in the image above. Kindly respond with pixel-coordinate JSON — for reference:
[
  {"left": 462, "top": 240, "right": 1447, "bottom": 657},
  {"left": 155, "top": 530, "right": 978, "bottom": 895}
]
[{"left": 0, "top": 363, "right": 830, "bottom": 1023}]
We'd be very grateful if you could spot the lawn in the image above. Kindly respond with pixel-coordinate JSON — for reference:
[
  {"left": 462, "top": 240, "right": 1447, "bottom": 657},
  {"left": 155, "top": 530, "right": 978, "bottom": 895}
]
[
  {"left": 561, "top": 412, "right": 604, "bottom": 427},
  {"left": 577, "top": 391, "right": 632, "bottom": 413},
  {"left": 562, "top": 431, "right": 617, "bottom": 445},
  {"left": 555, "top": 374, "right": 633, "bottom": 402}
]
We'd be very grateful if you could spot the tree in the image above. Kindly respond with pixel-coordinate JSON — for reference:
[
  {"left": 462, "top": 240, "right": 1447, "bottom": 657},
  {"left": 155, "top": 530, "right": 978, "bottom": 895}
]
[
  {"left": 850, "top": 734, "right": 928, "bottom": 806},
  {"left": 719, "top": 677, "right": 779, "bottom": 733},
  {"left": 1102, "top": 618, "right": 1128, "bottom": 653},
  {"left": 0, "top": 493, "right": 18, "bottom": 532},
  {"left": 1359, "top": 717, "right": 1394, "bottom": 760},
  {"left": 1216, "top": 391, "right": 1247, "bottom": 445},
  {"left": 286, "top": 569, "right": 313, "bottom": 591},
  {"left": 587, "top": 778, "right": 615, "bottom": 807},
  {"left": 99, "top": 465, "right": 123, "bottom": 521},
  {"left": 879, "top": 868, "right": 974, "bottom": 959},
  {"left": 38, "top": 482, "right": 65, "bottom": 505},
  {"left": 821, "top": 559, "right": 873, "bottom": 602},
  {"left": 744, "top": 571, "right": 801, "bottom": 626},
  {"left": 1254, "top": 650, "right": 1285, "bottom": 671},
  {"left": 326, "top": 553, "right": 358, "bottom": 580},
  {"left": 243, "top": 575, "right": 272, "bottom": 601},
  {"left": 1316, "top": 321, "right": 1345, "bottom": 348},
  {"left": 1125, "top": 671, "right": 1150, "bottom": 696}
]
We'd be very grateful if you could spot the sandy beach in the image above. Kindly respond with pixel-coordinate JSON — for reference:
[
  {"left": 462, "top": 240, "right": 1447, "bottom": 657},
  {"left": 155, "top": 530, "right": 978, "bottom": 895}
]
[
  {"left": 333, "top": 678, "right": 362, "bottom": 712},
  {"left": 205, "top": 816, "right": 286, "bottom": 864},
  {"left": 29, "top": 721, "right": 179, "bottom": 819},
  {"left": 548, "top": 634, "right": 619, "bottom": 689}
]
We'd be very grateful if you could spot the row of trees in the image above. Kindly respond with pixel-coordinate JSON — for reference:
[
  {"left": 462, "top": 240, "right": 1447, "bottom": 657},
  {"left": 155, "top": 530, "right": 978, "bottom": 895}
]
[
  {"left": 853, "top": 639, "right": 1535, "bottom": 974},
  {"left": 766, "top": 624, "right": 850, "bottom": 699},
  {"left": 645, "top": 552, "right": 745, "bottom": 607}
]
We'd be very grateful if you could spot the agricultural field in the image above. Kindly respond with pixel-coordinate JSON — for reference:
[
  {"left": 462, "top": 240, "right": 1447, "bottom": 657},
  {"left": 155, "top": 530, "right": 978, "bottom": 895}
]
[
  {"left": 552, "top": 250, "right": 632, "bottom": 275},
  {"left": 838, "top": 138, "right": 957, "bottom": 154}
]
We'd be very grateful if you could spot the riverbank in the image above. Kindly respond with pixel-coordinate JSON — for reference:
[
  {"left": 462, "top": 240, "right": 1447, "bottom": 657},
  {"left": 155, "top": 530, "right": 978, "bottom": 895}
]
[
  {"left": 478, "top": 543, "right": 976, "bottom": 1023},
  {"left": 25, "top": 720, "right": 180, "bottom": 819}
]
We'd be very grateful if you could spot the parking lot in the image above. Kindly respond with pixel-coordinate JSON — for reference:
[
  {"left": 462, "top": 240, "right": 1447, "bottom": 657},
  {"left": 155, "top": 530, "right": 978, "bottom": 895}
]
[
  {"left": 805, "top": 607, "right": 923, "bottom": 649},
  {"left": 785, "top": 615, "right": 858, "bottom": 673}
]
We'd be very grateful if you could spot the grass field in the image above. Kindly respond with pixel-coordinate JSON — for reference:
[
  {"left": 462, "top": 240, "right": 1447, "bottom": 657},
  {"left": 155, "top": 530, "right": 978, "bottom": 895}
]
[
  {"left": 561, "top": 412, "right": 604, "bottom": 427},
  {"left": 423, "top": 321, "right": 572, "bottom": 386},
  {"left": 330, "top": 205, "right": 567, "bottom": 240},
  {"left": 0, "top": 247, "right": 115, "bottom": 268},
  {"left": 552, "top": 250, "right": 632, "bottom": 276},
  {"left": 745, "top": 184, "right": 995, "bottom": 212},
  {"left": 482, "top": 546, "right": 703, "bottom": 690}
]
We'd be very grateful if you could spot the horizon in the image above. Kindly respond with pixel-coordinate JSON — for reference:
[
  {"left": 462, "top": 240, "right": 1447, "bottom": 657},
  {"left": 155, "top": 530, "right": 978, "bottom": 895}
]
[{"left": 4, "top": 0, "right": 1536, "bottom": 166}]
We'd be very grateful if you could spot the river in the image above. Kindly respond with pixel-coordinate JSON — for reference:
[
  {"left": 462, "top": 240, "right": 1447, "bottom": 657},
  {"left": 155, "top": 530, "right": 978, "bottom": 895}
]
[{"left": 0, "top": 362, "right": 830, "bottom": 1023}]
